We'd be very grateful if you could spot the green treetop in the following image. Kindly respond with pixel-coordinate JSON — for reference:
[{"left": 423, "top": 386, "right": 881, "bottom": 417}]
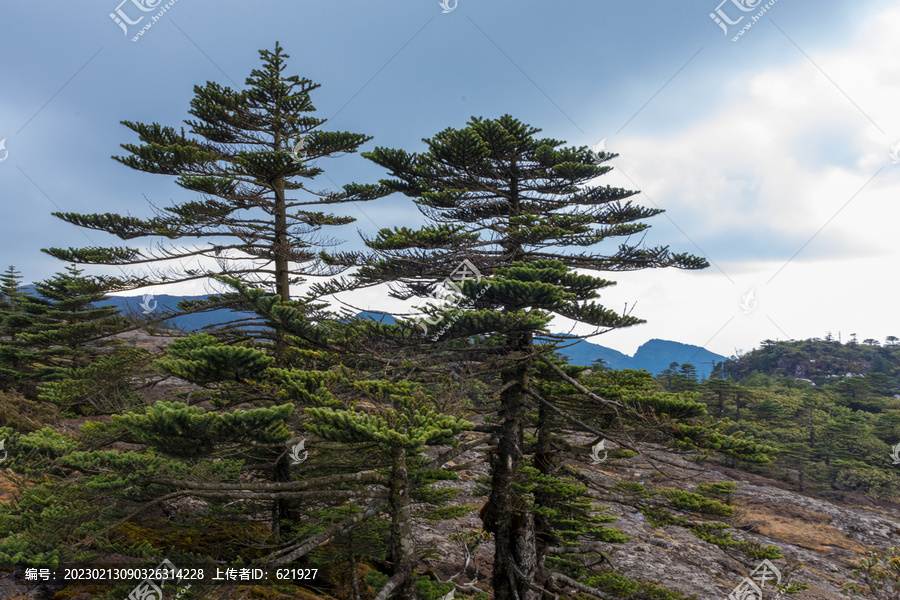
[
  {"left": 44, "top": 43, "right": 388, "bottom": 310},
  {"left": 334, "top": 114, "right": 707, "bottom": 600}
]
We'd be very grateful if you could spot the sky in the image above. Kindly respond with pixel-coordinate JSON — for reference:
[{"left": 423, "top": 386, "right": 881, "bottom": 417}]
[{"left": 1, "top": 0, "right": 898, "bottom": 359}]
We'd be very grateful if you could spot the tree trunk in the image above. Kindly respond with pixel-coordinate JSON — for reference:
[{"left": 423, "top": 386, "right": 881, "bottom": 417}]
[
  {"left": 484, "top": 332, "right": 536, "bottom": 600},
  {"left": 388, "top": 446, "right": 416, "bottom": 600},
  {"left": 531, "top": 402, "right": 554, "bottom": 596},
  {"left": 272, "top": 129, "right": 291, "bottom": 304},
  {"left": 271, "top": 126, "right": 291, "bottom": 364},
  {"left": 271, "top": 129, "right": 291, "bottom": 529},
  {"left": 267, "top": 437, "right": 469, "bottom": 565},
  {"left": 272, "top": 452, "right": 292, "bottom": 536},
  {"left": 351, "top": 548, "right": 362, "bottom": 600},
  {"left": 273, "top": 181, "right": 290, "bottom": 304}
]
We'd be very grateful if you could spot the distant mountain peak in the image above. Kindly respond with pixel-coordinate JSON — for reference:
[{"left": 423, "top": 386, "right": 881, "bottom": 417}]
[{"left": 97, "top": 295, "right": 724, "bottom": 378}]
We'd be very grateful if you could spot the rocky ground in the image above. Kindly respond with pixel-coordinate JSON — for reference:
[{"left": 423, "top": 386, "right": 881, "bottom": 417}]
[
  {"left": 1, "top": 428, "right": 895, "bottom": 599},
  {"left": 415, "top": 436, "right": 898, "bottom": 600},
  {"left": 1, "top": 328, "right": 896, "bottom": 599}
]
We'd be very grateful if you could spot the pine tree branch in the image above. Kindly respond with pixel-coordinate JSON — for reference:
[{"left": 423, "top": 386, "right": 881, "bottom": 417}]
[
  {"left": 74, "top": 489, "right": 189, "bottom": 549},
  {"left": 561, "top": 464, "right": 704, "bottom": 508},
  {"left": 549, "top": 572, "right": 618, "bottom": 600},
  {"left": 372, "top": 570, "right": 408, "bottom": 600},
  {"left": 177, "top": 489, "right": 389, "bottom": 501},
  {"left": 524, "top": 387, "right": 635, "bottom": 454},
  {"left": 492, "top": 379, "right": 519, "bottom": 399},
  {"left": 547, "top": 545, "right": 610, "bottom": 556},
  {"left": 270, "top": 498, "right": 389, "bottom": 564},
  {"left": 429, "top": 434, "right": 492, "bottom": 469},
  {"left": 268, "top": 430, "right": 483, "bottom": 565},
  {"left": 71, "top": 296, "right": 261, "bottom": 348},
  {"left": 445, "top": 458, "right": 485, "bottom": 471},
  {"left": 145, "top": 470, "right": 389, "bottom": 491},
  {"left": 452, "top": 582, "right": 489, "bottom": 595},
  {"left": 535, "top": 355, "right": 625, "bottom": 410},
  {"left": 529, "top": 387, "right": 706, "bottom": 478},
  {"left": 531, "top": 357, "right": 713, "bottom": 474}
]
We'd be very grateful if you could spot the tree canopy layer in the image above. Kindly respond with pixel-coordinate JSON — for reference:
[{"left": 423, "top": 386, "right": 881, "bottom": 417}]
[{"left": 44, "top": 43, "right": 387, "bottom": 310}]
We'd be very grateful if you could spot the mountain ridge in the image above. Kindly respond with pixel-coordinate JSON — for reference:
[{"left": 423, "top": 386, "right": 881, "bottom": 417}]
[
  {"left": 357, "top": 311, "right": 727, "bottom": 377},
  {"left": 96, "top": 298, "right": 726, "bottom": 378}
]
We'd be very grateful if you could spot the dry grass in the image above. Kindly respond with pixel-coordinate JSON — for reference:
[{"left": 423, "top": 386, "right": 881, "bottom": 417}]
[
  {"left": 0, "top": 469, "right": 20, "bottom": 504},
  {"left": 734, "top": 499, "right": 870, "bottom": 555}
]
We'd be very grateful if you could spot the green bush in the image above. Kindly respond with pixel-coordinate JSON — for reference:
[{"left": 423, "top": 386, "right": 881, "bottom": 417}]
[{"left": 833, "top": 468, "right": 900, "bottom": 500}]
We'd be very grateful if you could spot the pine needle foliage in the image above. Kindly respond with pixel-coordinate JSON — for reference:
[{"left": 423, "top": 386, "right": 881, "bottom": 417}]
[
  {"left": 0, "top": 264, "right": 130, "bottom": 401},
  {"left": 43, "top": 43, "right": 388, "bottom": 325},
  {"left": 332, "top": 114, "right": 708, "bottom": 600}
]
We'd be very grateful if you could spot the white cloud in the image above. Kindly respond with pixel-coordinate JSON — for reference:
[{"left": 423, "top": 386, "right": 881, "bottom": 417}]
[
  {"left": 102, "top": 4, "right": 900, "bottom": 361},
  {"left": 601, "top": 5, "right": 900, "bottom": 260},
  {"left": 563, "top": 5, "right": 900, "bottom": 357}
]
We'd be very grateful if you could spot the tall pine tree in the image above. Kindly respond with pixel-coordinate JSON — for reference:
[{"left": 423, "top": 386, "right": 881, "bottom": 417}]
[
  {"left": 0, "top": 265, "right": 30, "bottom": 392},
  {"left": 0, "top": 264, "right": 129, "bottom": 399},
  {"left": 306, "top": 378, "right": 471, "bottom": 597},
  {"left": 43, "top": 43, "right": 387, "bottom": 343},
  {"left": 341, "top": 115, "right": 708, "bottom": 600}
]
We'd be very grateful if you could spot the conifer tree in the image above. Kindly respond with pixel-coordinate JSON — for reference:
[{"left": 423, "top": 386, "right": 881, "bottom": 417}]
[
  {"left": 0, "top": 264, "right": 128, "bottom": 399},
  {"left": 203, "top": 283, "right": 488, "bottom": 590},
  {"left": 152, "top": 331, "right": 320, "bottom": 534},
  {"left": 28, "top": 299, "right": 475, "bottom": 596},
  {"left": 305, "top": 379, "right": 471, "bottom": 596},
  {"left": 701, "top": 378, "right": 740, "bottom": 419},
  {"left": 338, "top": 115, "right": 708, "bottom": 600},
  {"left": 0, "top": 265, "right": 31, "bottom": 391},
  {"left": 19, "top": 264, "right": 126, "bottom": 370},
  {"left": 0, "top": 265, "right": 24, "bottom": 314},
  {"left": 37, "top": 346, "right": 152, "bottom": 415},
  {"left": 43, "top": 43, "right": 387, "bottom": 338},
  {"left": 0, "top": 402, "right": 296, "bottom": 597}
]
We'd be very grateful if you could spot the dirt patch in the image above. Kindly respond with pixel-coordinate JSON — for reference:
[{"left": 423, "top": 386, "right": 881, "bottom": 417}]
[
  {"left": 734, "top": 498, "right": 870, "bottom": 554},
  {"left": 111, "top": 328, "right": 179, "bottom": 351}
]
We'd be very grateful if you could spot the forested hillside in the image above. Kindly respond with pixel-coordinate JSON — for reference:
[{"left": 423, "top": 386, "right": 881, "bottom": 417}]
[
  {"left": 91, "top": 300, "right": 728, "bottom": 379},
  {"left": 656, "top": 339, "right": 900, "bottom": 503},
  {"left": 0, "top": 44, "right": 898, "bottom": 600},
  {"left": 717, "top": 337, "right": 900, "bottom": 387}
]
